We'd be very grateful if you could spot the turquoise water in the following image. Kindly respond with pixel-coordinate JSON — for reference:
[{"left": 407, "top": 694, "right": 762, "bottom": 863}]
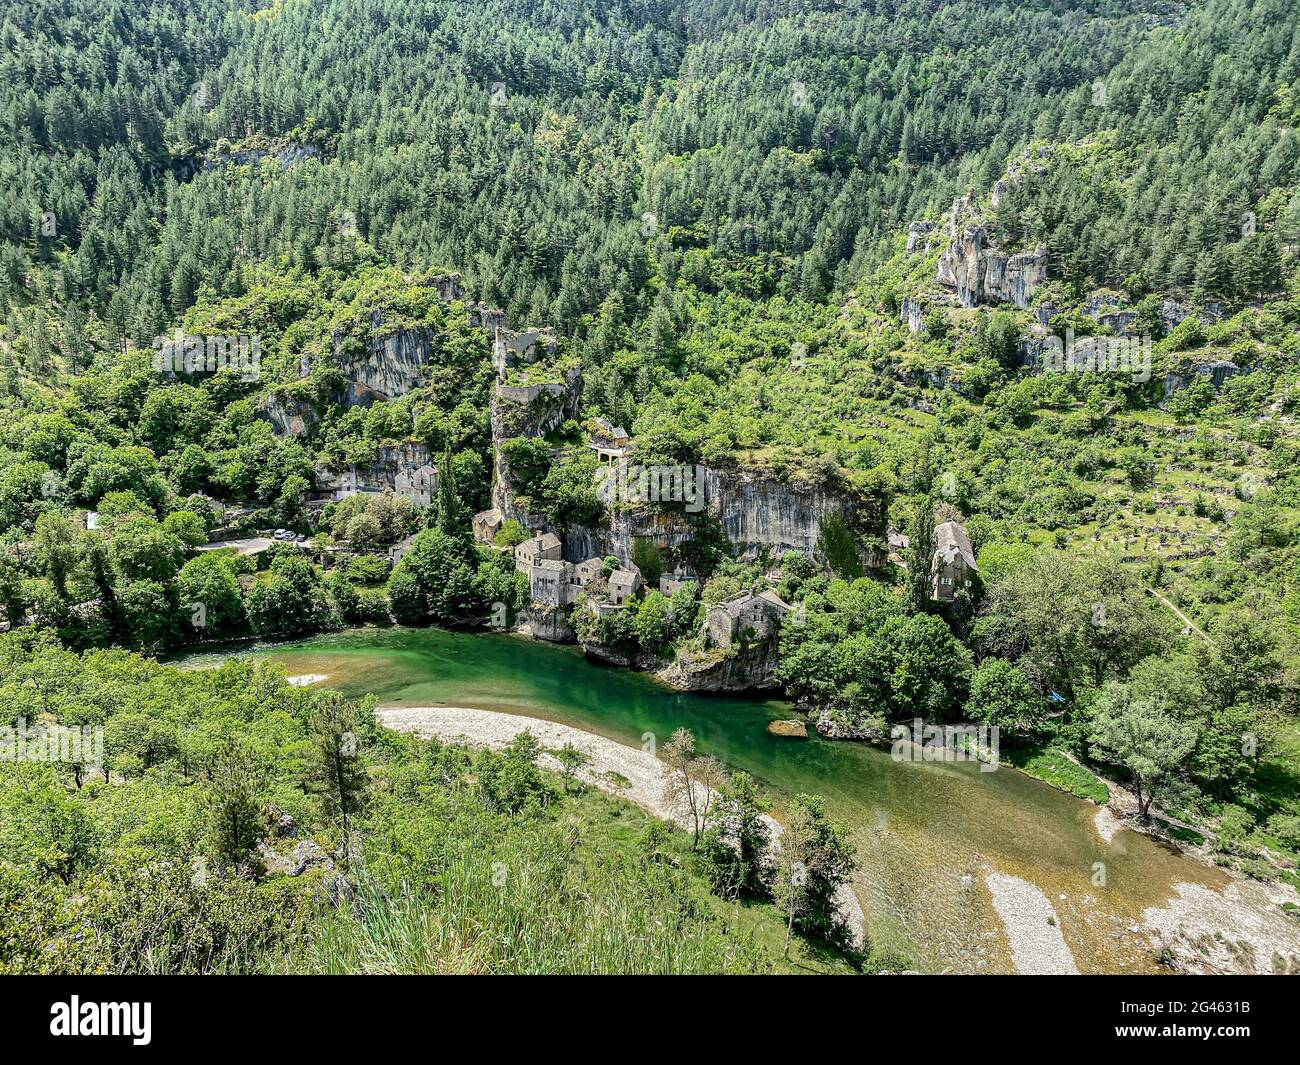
[{"left": 189, "top": 625, "right": 1226, "bottom": 973}]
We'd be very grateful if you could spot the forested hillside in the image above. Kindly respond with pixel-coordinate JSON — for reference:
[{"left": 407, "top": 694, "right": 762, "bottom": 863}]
[{"left": 3, "top": 0, "right": 1300, "bottom": 974}]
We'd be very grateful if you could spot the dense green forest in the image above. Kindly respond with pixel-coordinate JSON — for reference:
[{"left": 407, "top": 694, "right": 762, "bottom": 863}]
[{"left": 2, "top": 0, "right": 1300, "bottom": 973}]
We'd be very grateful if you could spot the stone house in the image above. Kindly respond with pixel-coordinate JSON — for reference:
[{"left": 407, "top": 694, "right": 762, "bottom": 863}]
[
  {"left": 607, "top": 567, "right": 642, "bottom": 607},
  {"left": 931, "top": 520, "right": 977, "bottom": 601},
  {"left": 705, "top": 589, "right": 791, "bottom": 649},
  {"left": 567, "top": 557, "right": 604, "bottom": 595},
  {"left": 472, "top": 507, "right": 504, "bottom": 543},
  {"left": 528, "top": 558, "right": 568, "bottom": 605},
  {"left": 588, "top": 416, "right": 631, "bottom": 464},
  {"left": 659, "top": 570, "right": 698, "bottom": 596},
  {"left": 389, "top": 532, "right": 419, "bottom": 565},
  {"left": 514, "top": 531, "right": 562, "bottom": 572},
  {"left": 529, "top": 556, "right": 604, "bottom": 607},
  {"left": 393, "top": 463, "right": 437, "bottom": 507}
]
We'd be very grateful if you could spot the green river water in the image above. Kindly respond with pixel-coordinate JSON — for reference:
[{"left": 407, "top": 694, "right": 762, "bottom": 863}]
[{"left": 200, "top": 625, "right": 1234, "bottom": 973}]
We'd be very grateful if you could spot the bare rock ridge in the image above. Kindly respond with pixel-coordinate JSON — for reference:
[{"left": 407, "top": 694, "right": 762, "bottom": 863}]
[
  {"left": 934, "top": 190, "right": 1048, "bottom": 309},
  {"left": 260, "top": 271, "right": 565, "bottom": 506}
]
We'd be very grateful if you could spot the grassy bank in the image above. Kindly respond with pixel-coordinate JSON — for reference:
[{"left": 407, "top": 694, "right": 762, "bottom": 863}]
[
  {"left": 280, "top": 787, "right": 859, "bottom": 976},
  {"left": 1002, "top": 746, "right": 1110, "bottom": 805}
]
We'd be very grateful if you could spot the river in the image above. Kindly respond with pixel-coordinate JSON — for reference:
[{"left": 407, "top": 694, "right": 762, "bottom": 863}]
[{"left": 185, "top": 625, "right": 1245, "bottom": 973}]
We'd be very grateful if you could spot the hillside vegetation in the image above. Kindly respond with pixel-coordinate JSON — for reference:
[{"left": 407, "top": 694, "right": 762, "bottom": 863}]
[{"left": 2, "top": 0, "right": 1300, "bottom": 969}]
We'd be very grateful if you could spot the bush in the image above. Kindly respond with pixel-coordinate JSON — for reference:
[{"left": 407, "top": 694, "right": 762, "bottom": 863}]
[
  {"left": 1215, "top": 804, "right": 1254, "bottom": 854},
  {"left": 1266, "top": 813, "right": 1300, "bottom": 851}
]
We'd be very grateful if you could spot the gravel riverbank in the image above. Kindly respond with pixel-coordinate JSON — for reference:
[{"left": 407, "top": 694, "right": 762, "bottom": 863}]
[{"left": 984, "top": 872, "right": 1080, "bottom": 975}]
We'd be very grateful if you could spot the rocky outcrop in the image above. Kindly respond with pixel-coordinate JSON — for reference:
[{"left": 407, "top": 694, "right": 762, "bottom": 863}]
[
  {"left": 658, "top": 642, "right": 782, "bottom": 691},
  {"left": 812, "top": 709, "right": 886, "bottom": 742},
  {"left": 900, "top": 296, "right": 927, "bottom": 334},
  {"left": 1160, "top": 298, "right": 1226, "bottom": 333},
  {"left": 541, "top": 464, "right": 864, "bottom": 568},
  {"left": 935, "top": 190, "right": 1048, "bottom": 309},
  {"left": 582, "top": 643, "right": 663, "bottom": 670},
  {"left": 906, "top": 220, "right": 935, "bottom": 253},
  {"left": 937, "top": 221, "right": 1047, "bottom": 309},
  {"left": 710, "top": 466, "right": 859, "bottom": 560},
  {"left": 1163, "top": 360, "right": 1246, "bottom": 400},
  {"left": 260, "top": 393, "right": 318, "bottom": 437},
  {"left": 492, "top": 368, "right": 582, "bottom": 439},
  {"left": 320, "top": 274, "right": 473, "bottom": 411},
  {"left": 333, "top": 312, "right": 434, "bottom": 406},
  {"left": 205, "top": 142, "right": 321, "bottom": 170},
  {"left": 516, "top": 604, "right": 575, "bottom": 643}
]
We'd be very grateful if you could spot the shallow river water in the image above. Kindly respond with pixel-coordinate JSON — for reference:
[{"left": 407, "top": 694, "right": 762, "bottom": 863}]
[{"left": 189, "top": 625, "right": 1239, "bottom": 973}]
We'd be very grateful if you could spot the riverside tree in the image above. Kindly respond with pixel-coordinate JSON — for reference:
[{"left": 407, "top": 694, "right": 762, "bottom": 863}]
[
  {"left": 552, "top": 742, "right": 590, "bottom": 794},
  {"left": 1088, "top": 684, "right": 1197, "bottom": 819},
  {"left": 701, "top": 771, "right": 771, "bottom": 900},
  {"left": 662, "top": 728, "right": 728, "bottom": 849},
  {"left": 773, "top": 794, "right": 856, "bottom": 957}
]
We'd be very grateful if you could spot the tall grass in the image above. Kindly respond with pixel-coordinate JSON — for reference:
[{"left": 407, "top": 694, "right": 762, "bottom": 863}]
[{"left": 281, "top": 821, "right": 771, "bottom": 974}]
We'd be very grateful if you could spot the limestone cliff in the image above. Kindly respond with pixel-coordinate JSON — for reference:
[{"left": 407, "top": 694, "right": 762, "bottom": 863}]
[
  {"left": 333, "top": 312, "right": 435, "bottom": 406},
  {"left": 935, "top": 192, "right": 1048, "bottom": 309},
  {"left": 495, "top": 454, "right": 865, "bottom": 570},
  {"left": 1163, "top": 360, "right": 1246, "bottom": 400},
  {"left": 318, "top": 272, "right": 478, "bottom": 410},
  {"left": 516, "top": 605, "right": 575, "bottom": 643},
  {"left": 260, "top": 393, "right": 318, "bottom": 437}
]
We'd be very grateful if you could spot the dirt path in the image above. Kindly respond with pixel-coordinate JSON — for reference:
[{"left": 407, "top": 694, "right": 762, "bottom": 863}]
[{"left": 1146, "top": 587, "right": 1213, "bottom": 645}]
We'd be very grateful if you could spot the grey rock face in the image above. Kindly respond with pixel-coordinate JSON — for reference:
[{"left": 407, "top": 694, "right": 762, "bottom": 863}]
[
  {"left": 1163, "top": 360, "right": 1245, "bottom": 401},
  {"left": 516, "top": 605, "right": 575, "bottom": 643},
  {"left": 205, "top": 142, "right": 321, "bottom": 170},
  {"left": 290, "top": 841, "right": 325, "bottom": 877},
  {"left": 936, "top": 230, "right": 1048, "bottom": 309},
  {"left": 501, "top": 462, "right": 863, "bottom": 569},
  {"left": 906, "top": 220, "right": 935, "bottom": 253},
  {"left": 900, "top": 296, "right": 927, "bottom": 334},
  {"left": 934, "top": 193, "right": 1048, "bottom": 309},
  {"left": 260, "top": 393, "right": 318, "bottom": 437},
  {"left": 658, "top": 641, "right": 782, "bottom": 691},
  {"left": 1097, "top": 310, "right": 1137, "bottom": 335},
  {"left": 322, "top": 276, "right": 473, "bottom": 410},
  {"left": 334, "top": 313, "right": 434, "bottom": 406}
]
